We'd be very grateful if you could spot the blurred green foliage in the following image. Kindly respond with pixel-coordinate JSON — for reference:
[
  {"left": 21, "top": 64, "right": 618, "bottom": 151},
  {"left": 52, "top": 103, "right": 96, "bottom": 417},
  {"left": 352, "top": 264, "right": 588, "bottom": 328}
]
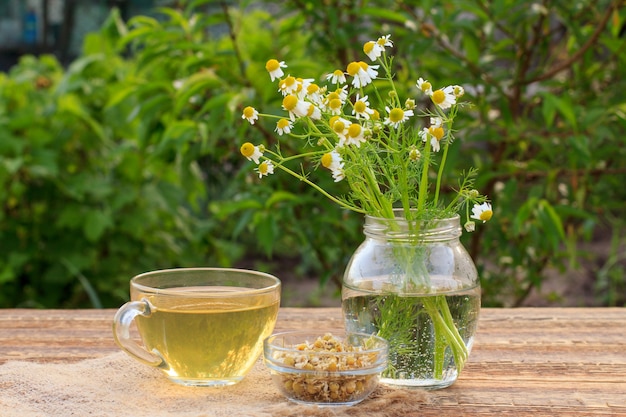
[{"left": 0, "top": 0, "right": 624, "bottom": 308}]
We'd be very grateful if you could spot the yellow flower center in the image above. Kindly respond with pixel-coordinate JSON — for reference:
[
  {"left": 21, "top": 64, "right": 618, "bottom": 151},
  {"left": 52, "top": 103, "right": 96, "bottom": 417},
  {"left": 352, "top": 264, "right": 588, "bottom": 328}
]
[
  {"left": 329, "top": 98, "right": 342, "bottom": 111},
  {"left": 388, "top": 108, "right": 405, "bottom": 123},
  {"left": 429, "top": 126, "right": 445, "bottom": 140},
  {"left": 354, "top": 100, "right": 367, "bottom": 113},
  {"left": 258, "top": 162, "right": 270, "bottom": 175},
  {"left": 326, "top": 92, "right": 340, "bottom": 103},
  {"left": 329, "top": 115, "right": 340, "bottom": 127},
  {"left": 431, "top": 89, "right": 445, "bottom": 105},
  {"left": 332, "top": 69, "right": 344, "bottom": 78},
  {"left": 277, "top": 118, "right": 290, "bottom": 129},
  {"left": 280, "top": 76, "right": 296, "bottom": 90},
  {"left": 243, "top": 106, "right": 255, "bottom": 118},
  {"left": 358, "top": 61, "right": 369, "bottom": 71},
  {"left": 240, "top": 142, "right": 255, "bottom": 158},
  {"left": 348, "top": 123, "right": 362, "bottom": 138},
  {"left": 307, "top": 84, "right": 319, "bottom": 95},
  {"left": 295, "top": 78, "right": 305, "bottom": 93},
  {"left": 363, "top": 41, "right": 375, "bottom": 55},
  {"left": 265, "top": 59, "right": 280, "bottom": 72},
  {"left": 282, "top": 95, "right": 298, "bottom": 111},
  {"left": 420, "top": 81, "right": 432, "bottom": 93},
  {"left": 306, "top": 104, "right": 316, "bottom": 117},
  {"left": 480, "top": 210, "right": 493, "bottom": 222},
  {"left": 321, "top": 152, "right": 333, "bottom": 168},
  {"left": 371, "top": 109, "right": 380, "bottom": 121},
  {"left": 409, "top": 146, "right": 421, "bottom": 161},
  {"left": 346, "top": 62, "right": 361, "bottom": 76},
  {"left": 333, "top": 120, "right": 346, "bottom": 134}
]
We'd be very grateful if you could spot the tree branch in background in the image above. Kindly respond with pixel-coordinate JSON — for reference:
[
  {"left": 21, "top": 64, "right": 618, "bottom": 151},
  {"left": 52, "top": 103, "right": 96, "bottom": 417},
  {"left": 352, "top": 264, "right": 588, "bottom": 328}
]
[{"left": 523, "top": 1, "right": 619, "bottom": 85}]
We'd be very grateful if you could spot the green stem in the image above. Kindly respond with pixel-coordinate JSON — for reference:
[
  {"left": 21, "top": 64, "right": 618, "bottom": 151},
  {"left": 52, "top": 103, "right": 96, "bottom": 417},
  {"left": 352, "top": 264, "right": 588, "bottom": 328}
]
[
  {"left": 434, "top": 111, "right": 455, "bottom": 207},
  {"left": 417, "top": 138, "right": 432, "bottom": 212},
  {"left": 275, "top": 164, "right": 365, "bottom": 214},
  {"left": 422, "top": 295, "right": 469, "bottom": 378},
  {"left": 431, "top": 305, "right": 446, "bottom": 379},
  {"left": 438, "top": 296, "right": 468, "bottom": 365},
  {"left": 434, "top": 139, "right": 450, "bottom": 207}
]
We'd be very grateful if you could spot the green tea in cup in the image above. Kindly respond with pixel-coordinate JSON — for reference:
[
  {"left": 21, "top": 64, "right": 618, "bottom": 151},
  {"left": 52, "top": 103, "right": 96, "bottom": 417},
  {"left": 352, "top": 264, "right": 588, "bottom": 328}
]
[{"left": 113, "top": 268, "right": 281, "bottom": 387}]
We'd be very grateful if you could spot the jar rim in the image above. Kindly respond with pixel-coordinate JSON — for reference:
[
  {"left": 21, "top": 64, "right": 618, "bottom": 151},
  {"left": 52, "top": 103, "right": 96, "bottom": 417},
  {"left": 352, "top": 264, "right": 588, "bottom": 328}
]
[{"left": 363, "top": 211, "right": 462, "bottom": 240}]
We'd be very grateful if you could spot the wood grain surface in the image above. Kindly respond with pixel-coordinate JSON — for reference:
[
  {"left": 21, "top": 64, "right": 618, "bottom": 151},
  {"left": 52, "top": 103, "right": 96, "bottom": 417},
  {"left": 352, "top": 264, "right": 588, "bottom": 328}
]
[{"left": 1, "top": 307, "right": 624, "bottom": 416}]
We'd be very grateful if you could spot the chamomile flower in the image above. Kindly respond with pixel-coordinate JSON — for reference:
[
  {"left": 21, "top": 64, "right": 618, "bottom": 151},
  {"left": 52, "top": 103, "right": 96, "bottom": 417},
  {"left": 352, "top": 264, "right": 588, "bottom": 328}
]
[
  {"left": 306, "top": 83, "right": 323, "bottom": 104},
  {"left": 430, "top": 116, "right": 443, "bottom": 128},
  {"left": 418, "top": 125, "right": 445, "bottom": 152},
  {"left": 240, "top": 142, "right": 263, "bottom": 164},
  {"left": 279, "top": 75, "right": 299, "bottom": 95},
  {"left": 416, "top": 77, "right": 433, "bottom": 95},
  {"left": 408, "top": 145, "right": 421, "bottom": 162},
  {"left": 384, "top": 107, "right": 414, "bottom": 129},
  {"left": 265, "top": 59, "right": 287, "bottom": 81},
  {"left": 241, "top": 106, "right": 259, "bottom": 125},
  {"left": 306, "top": 103, "right": 322, "bottom": 120},
  {"left": 330, "top": 117, "right": 350, "bottom": 144},
  {"left": 326, "top": 69, "right": 347, "bottom": 85},
  {"left": 364, "top": 35, "right": 394, "bottom": 60},
  {"left": 464, "top": 221, "right": 476, "bottom": 232},
  {"left": 295, "top": 77, "right": 315, "bottom": 98},
  {"left": 282, "top": 94, "right": 310, "bottom": 120},
  {"left": 255, "top": 160, "right": 274, "bottom": 178},
  {"left": 363, "top": 41, "right": 381, "bottom": 61},
  {"left": 377, "top": 34, "right": 393, "bottom": 48},
  {"left": 346, "top": 61, "right": 378, "bottom": 88},
  {"left": 275, "top": 118, "right": 293, "bottom": 135},
  {"left": 352, "top": 94, "right": 375, "bottom": 120},
  {"left": 452, "top": 85, "right": 465, "bottom": 98},
  {"left": 471, "top": 202, "right": 493, "bottom": 223},
  {"left": 431, "top": 86, "right": 456, "bottom": 110},
  {"left": 343, "top": 123, "right": 366, "bottom": 147},
  {"left": 363, "top": 41, "right": 384, "bottom": 61},
  {"left": 324, "top": 90, "right": 345, "bottom": 114},
  {"left": 334, "top": 85, "right": 349, "bottom": 102},
  {"left": 328, "top": 97, "right": 343, "bottom": 115},
  {"left": 321, "top": 150, "right": 345, "bottom": 182}
]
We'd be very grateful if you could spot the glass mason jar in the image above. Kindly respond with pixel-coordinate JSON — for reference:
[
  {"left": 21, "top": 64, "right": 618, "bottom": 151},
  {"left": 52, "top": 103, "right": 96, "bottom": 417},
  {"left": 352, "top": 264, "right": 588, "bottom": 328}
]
[{"left": 342, "top": 211, "right": 480, "bottom": 389}]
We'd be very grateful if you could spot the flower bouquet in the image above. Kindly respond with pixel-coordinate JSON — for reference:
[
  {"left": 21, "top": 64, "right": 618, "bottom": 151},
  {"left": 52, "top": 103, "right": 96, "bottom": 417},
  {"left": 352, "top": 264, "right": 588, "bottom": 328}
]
[{"left": 241, "top": 35, "right": 492, "bottom": 388}]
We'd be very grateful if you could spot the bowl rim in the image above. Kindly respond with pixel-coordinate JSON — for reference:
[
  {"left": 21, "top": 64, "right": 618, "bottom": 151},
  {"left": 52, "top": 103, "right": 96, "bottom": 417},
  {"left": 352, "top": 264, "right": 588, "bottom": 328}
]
[{"left": 263, "top": 330, "right": 388, "bottom": 374}]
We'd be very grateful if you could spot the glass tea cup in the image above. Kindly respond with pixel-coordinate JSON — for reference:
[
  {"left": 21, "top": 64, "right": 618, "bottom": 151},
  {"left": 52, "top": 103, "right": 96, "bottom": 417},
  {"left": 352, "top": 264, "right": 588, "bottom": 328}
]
[{"left": 112, "top": 268, "right": 281, "bottom": 387}]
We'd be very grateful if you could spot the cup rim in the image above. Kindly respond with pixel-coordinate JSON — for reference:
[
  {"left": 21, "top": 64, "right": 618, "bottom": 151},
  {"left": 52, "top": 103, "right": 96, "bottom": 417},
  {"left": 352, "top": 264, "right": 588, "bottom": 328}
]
[{"left": 130, "top": 267, "right": 281, "bottom": 297}]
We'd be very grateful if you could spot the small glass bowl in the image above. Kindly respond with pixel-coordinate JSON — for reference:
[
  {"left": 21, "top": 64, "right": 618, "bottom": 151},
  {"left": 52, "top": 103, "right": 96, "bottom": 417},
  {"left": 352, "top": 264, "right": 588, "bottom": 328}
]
[{"left": 263, "top": 331, "right": 388, "bottom": 406}]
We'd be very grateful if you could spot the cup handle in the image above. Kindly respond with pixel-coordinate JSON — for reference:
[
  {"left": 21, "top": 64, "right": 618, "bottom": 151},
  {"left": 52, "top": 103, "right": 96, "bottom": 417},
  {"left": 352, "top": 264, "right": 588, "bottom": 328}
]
[{"left": 112, "top": 299, "right": 164, "bottom": 367}]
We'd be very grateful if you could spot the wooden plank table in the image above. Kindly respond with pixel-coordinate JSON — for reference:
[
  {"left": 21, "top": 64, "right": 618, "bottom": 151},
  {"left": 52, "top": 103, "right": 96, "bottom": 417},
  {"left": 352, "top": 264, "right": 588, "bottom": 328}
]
[{"left": 0, "top": 307, "right": 624, "bottom": 416}]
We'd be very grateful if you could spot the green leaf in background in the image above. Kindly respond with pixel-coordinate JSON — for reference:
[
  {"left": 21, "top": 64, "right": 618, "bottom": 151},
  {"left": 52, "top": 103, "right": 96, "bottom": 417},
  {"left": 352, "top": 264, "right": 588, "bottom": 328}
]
[
  {"left": 462, "top": 33, "right": 481, "bottom": 64},
  {"left": 540, "top": 92, "right": 578, "bottom": 131},
  {"left": 254, "top": 211, "right": 278, "bottom": 257},
  {"left": 537, "top": 199, "right": 566, "bottom": 252},
  {"left": 1, "top": 0, "right": 624, "bottom": 309},
  {"left": 265, "top": 191, "right": 298, "bottom": 208},
  {"left": 153, "top": 120, "right": 198, "bottom": 156},
  {"left": 83, "top": 209, "right": 113, "bottom": 242},
  {"left": 57, "top": 94, "right": 107, "bottom": 141},
  {"left": 360, "top": 8, "right": 407, "bottom": 24},
  {"left": 173, "top": 70, "right": 222, "bottom": 116}
]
